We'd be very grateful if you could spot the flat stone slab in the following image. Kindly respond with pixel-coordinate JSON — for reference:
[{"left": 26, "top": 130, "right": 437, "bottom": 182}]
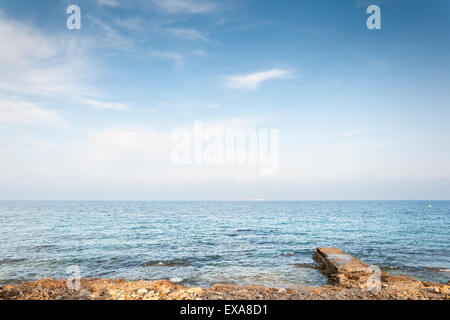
[{"left": 313, "top": 247, "right": 368, "bottom": 277}]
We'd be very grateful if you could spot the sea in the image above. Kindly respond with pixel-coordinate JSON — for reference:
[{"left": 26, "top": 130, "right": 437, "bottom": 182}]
[{"left": 0, "top": 201, "right": 448, "bottom": 287}]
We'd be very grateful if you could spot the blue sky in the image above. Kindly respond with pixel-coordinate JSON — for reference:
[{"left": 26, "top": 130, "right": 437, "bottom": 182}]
[{"left": 0, "top": 0, "right": 449, "bottom": 200}]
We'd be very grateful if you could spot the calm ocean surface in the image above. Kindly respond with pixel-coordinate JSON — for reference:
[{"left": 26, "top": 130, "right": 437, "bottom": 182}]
[{"left": 0, "top": 201, "right": 449, "bottom": 287}]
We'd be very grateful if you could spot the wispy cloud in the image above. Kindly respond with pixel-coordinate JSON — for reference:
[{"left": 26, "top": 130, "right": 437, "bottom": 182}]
[
  {"left": 96, "top": 0, "right": 217, "bottom": 14},
  {"left": 190, "top": 49, "right": 208, "bottom": 57},
  {"left": 359, "top": 53, "right": 390, "bottom": 71},
  {"left": 355, "top": 0, "right": 386, "bottom": 8},
  {"left": 0, "top": 13, "right": 97, "bottom": 99},
  {"left": 150, "top": 0, "right": 216, "bottom": 14},
  {"left": 81, "top": 99, "right": 129, "bottom": 111},
  {"left": 165, "top": 27, "right": 207, "bottom": 40},
  {"left": 88, "top": 16, "right": 134, "bottom": 51},
  {"left": 345, "top": 129, "right": 363, "bottom": 137},
  {"left": 0, "top": 12, "right": 129, "bottom": 117},
  {"left": 0, "top": 100, "right": 66, "bottom": 127},
  {"left": 115, "top": 17, "right": 144, "bottom": 31},
  {"left": 224, "top": 68, "right": 292, "bottom": 91},
  {"left": 0, "top": 15, "right": 57, "bottom": 64},
  {"left": 97, "top": 0, "right": 122, "bottom": 7},
  {"left": 149, "top": 51, "right": 185, "bottom": 68}
]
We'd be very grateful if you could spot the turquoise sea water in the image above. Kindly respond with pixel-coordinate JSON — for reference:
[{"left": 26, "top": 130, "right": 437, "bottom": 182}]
[{"left": 0, "top": 201, "right": 449, "bottom": 287}]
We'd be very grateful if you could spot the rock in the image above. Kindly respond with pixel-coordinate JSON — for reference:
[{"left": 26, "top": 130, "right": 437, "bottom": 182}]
[
  {"left": 0, "top": 266, "right": 447, "bottom": 301},
  {"left": 143, "top": 294, "right": 159, "bottom": 300},
  {"left": 77, "top": 289, "right": 90, "bottom": 298},
  {"left": 159, "top": 286, "right": 171, "bottom": 294},
  {"left": 440, "top": 285, "right": 450, "bottom": 294},
  {"left": 91, "top": 284, "right": 102, "bottom": 293},
  {"left": 1, "top": 285, "right": 21, "bottom": 298},
  {"left": 137, "top": 288, "right": 148, "bottom": 295},
  {"left": 313, "top": 248, "right": 368, "bottom": 275},
  {"left": 107, "top": 289, "right": 117, "bottom": 296},
  {"left": 2, "top": 285, "right": 16, "bottom": 291},
  {"left": 187, "top": 288, "right": 203, "bottom": 294},
  {"left": 152, "top": 280, "right": 176, "bottom": 288},
  {"left": 381, "top": 275, "right": 422, "bottom": 289}
]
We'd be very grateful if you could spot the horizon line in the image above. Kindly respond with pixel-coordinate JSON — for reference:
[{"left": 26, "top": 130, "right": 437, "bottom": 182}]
[{"left": 0, "top": 200, "right": 447, "bottom": 202}]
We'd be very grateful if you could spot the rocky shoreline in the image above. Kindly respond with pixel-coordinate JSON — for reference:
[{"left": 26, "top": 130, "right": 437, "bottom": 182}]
[
  {"left": 1, "top": 277, "right": 449, "bottom": 300},
  {"left": 1, "top": 248, "right": 448, "bottom": 300}
]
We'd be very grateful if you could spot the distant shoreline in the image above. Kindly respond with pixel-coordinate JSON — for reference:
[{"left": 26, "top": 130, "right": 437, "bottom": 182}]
[{"left": 1, "top": 200, "right": 449, "bottom": 202}]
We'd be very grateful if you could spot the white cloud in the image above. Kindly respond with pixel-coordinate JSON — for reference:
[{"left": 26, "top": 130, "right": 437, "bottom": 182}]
[
  {"left": 81, "top": 99, "right": 129, "bottom": 111},
  {"left": 0, "top": 13, "right": 94, "bottom": 98},
  {"left": 115, "top": 17, "right": 144, "bottom": 31},
  {"left": 88, "top": 16, "right": 134, "bottom": 51},
  {"left": 96, "top": 0, "right": 217, "bottom": 14},
  {"left": 355, "top": 0, "right": 386, "bottom": 8},
  {"left": 149, "top": 51, "right": 184, "bottom": 68},
  {"left": 0, "top": 17, "right": 57, "bottom": 64},
  {"left": 97, "top": 0, "right": 122, "bottom": 7},
  {"left": 71, "top": 117, "right": 272, "bottom": 184},
  {"left": 151, "top": 0, "right": 216, "bottom": 14},
  {"left": 0, "top": 14, "right": 84, "bottom": 97},
  {"left": 0, "top": 100, "right": 66, "bottom": 126},
  {"left": 224, "top": 68, "right": 292, "bottom": 91},
  {"left": 190, "top": 50, "right": 208, "bottom": 57},
  {"left": 359, "top": 53, "right": 390, "bottom": 71},
  {"left": 345, "top": 129, "right": 363, "bottom": 137},
  {"left": 114, "top": 18, "right": 207, "bottom": 42},
  {"left": 0, "top": 12, "right": 127, "bottom": 114},
  {"left": 165, "top": 27, "right": 207, "bottom": 40},
  {"left": 1, "top": 118, "right": 449, "bottom": 200}
]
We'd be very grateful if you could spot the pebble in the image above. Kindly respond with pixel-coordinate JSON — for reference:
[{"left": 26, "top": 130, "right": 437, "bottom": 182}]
[
  {"left": 107, "top": 289, "right": 117, "bottom": 296},
  {"left": 143, "top": 294, "right": 159, "bottom": 300},
  {"left": 187, "top": 288, "right": 202, "bottom": 294}
]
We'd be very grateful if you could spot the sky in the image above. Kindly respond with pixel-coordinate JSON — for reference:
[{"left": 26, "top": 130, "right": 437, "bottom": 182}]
[{"left": 0, "top": 0, "right": 449, "bottom": 200}]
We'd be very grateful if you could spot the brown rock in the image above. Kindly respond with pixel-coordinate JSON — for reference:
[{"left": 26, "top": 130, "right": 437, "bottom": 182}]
[
  {"left": 152, "top": 280, "right": 176, "bottom": 288},
  {"left": 187, "top": 288, "right": 203, "bottom": 295},
  {"left": 382, "top": 275, "right": 422, "bottom": 290},
  {"left": 313, "top": 247, "right": 369, "bottom": 287},
  {"left": 2, "top": 285, "right": 16, "bottom": 291},
  {"left": 137, "top": 288, "right": 148, "bottom": 295}
]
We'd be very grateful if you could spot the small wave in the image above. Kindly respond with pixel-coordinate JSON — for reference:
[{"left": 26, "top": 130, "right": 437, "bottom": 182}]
[
  {"left": 281, "top": 250, "right": 308, "bottom": 257},
  {"left": 142, "top": 259, "right": 190, "bottom": 267},
  {"left": 427, "top": 267, "right": 450, "bottom": 272},
  {"left": 0, "top": 258, "right": 26, "bottom": 265},
  {"left": 32, "top": 244, "right": 57, "bottom": 252},
  {"left": 169, "top": 277, "right": 184, "bottom": 283},
  {"left": 281, "top": 253, "right": 296, "bottom": 257},
  {"left": 292, "top": 263, "right": 320, "bottom": 270}
]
